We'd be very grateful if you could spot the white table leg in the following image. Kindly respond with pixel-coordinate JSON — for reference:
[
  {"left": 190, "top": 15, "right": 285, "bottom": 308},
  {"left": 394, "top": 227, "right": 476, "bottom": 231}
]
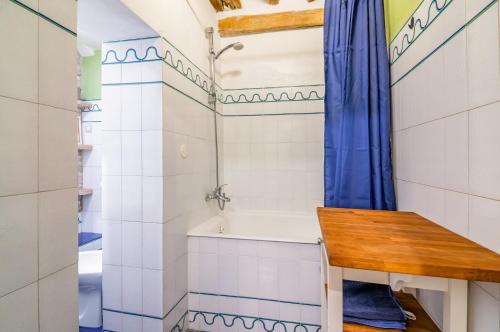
[
  {"left": 328, "top": 266, "right": 343, "bottom": 332},
  {"left": 443, "top": 279, "right": 468, "bottom": 332}
]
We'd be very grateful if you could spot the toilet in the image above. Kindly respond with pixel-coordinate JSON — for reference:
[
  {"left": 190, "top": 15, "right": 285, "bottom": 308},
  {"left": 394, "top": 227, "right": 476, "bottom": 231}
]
[{"left": 79, "top": 250, "right": 103, "bottom": 329}]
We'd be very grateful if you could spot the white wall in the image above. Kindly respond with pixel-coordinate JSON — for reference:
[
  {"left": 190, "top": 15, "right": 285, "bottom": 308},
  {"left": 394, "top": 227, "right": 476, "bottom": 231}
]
[
  {"left": 390, "top": 0, "right": 500, "bottom": 330},
  {"left": 0, "top": 0, "right": 78, "bottom": 331},
  {"left": 217, "top": 0, "right": 325, "bottom": 213}
]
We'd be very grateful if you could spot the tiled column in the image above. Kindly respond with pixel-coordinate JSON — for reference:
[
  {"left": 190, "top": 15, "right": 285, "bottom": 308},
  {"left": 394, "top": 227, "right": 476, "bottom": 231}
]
[
  {"left": 101, "top": 34, "right": 221, "bottom": 332},
  {"left": 101, "top": 37, "right": 167, "bottom": 331},
  {"left": 0, "top": 0, "right": 78, "bottom": 331}
]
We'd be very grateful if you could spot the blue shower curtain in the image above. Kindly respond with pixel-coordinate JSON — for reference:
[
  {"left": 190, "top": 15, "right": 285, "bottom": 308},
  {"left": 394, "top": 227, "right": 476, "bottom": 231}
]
[
  {"left": 323, "top": 0, "right": 403, "bottom": 329},
  {"left": 323, "top": 0, "right": 396, "bottom": 210}
]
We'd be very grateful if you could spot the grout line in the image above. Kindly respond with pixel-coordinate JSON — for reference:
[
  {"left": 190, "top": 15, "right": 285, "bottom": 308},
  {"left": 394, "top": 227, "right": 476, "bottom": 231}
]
[
  {"left": 8, "top": 0, "right": 76, "bottom": 36},
  {"left": 190, "top": 291, "right": 321, "bottom": 307},
  {"left": 392, "top": 98, "right": 500, "bottom": 133},
  {"left": 36, "top": 10, "right": 40, "bottom": 328},
  {"left": 396, "top": 178, "right": 500, "bottom": 203},
  {"left": 0, "top": 262, "right": 77, "bottom": 300}
]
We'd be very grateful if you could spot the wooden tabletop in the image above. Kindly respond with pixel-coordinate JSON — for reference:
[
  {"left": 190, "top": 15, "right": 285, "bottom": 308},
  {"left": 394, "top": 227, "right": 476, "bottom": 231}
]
[{"left": 317, "top": 208, "right": 500, "bottom": 282}]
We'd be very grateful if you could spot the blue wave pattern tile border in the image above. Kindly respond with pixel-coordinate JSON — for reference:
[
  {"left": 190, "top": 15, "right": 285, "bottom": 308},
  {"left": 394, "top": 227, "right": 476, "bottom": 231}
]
[
  {"left": 170, "top": 311, "right": 189, "bottom": 332},
  {"left": 189, "top": 311, "right": 321, "bottom": 332},
  {"left": 391, "top": 0, "right": 498, "bottom": 87},
  {"left": 389, "top": 0, "right": 453, "bottom": 65},
  {"left": 102, "top": 36, "right": 211, "bottom": 95},
  {"left": 222, "top": 84, "right": 325, "bottom": 104},
  {"left": 80, "top": 103, "right": 102, "bottom": 112}
]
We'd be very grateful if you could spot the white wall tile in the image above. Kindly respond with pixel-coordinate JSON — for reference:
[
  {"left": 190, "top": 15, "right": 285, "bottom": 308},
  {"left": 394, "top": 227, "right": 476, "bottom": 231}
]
[
  {"left": 0, "top": 194, "right": 37, "bottom": 296},
  {"left": 122, "top": 266, "right": 143, "bottom": 314},
  {"left": 443, "top": 191, "right": 469, "bottom": 237},
  {"left": 122, "top": 221, "right": 142, "bottom": 267},
  {"left": 278, "top": 260, "right": 300, "bottom": 302},
  {"left": 468, "top": 282, "right": 500, "bottom": 332},
  {"left": 142, "top": 60, "right": 162, "bottom": 82},
  {"left": 143, "top": 222, "right": 163, "bottom": 270},
  {"left": 103, "top": 264, "right": 122, "bottom": 310},
  {"left": 121, "top": 131, "right": 142, "bottom": 175},
  {"left": 0, "top": 97, "right": 38, "bottom": 196},
  {"left": 122, "top": 176, "right": 142, "bottom": 221},
  {"left": 279, "top": 302, "right": 301, "bottom": 322},
  {"left": 38, "top": 20, "right": 76, "bottom": 111},
  {"left": 142, "top": 269, "right": 164, "bottom": 317},
  {"left": 469, "top": 195, "right": 500, "bottom": 253},
  {"left": 39, "top": 264, "right": 78, "bottom": 332},
  {"left": 103, "top": 310, "right": 122, "bottom": 331},
  {"left": 0, "top": 0, "right": 38, "bottom": 102},
  {"left": 38, "top": 188, "right": 77, "bottom": 278},
  {"left": 444, "top": 113, "right": 468, "bottom": 192},
  {"left": 121, "top": 85, "right": 142, "bottom": 130},
  {"left": 142, "top": 316, "right": 163, "bottom": 332},
  {"left": 258, "top": 257, "right": 279, "bottom": 299},
  {"left": 199, "top": 253, "right": 218, "bottom": 293},
  {"left": 142, "top": 84, "right": 163, "bottom": 130},
  {"left": 102, "top": 86, "right": 122, "bottom": 130},
  {"left": 0, "top": 283, "right": 38, "bottom": 332},
  {"left": 476, "top": 281, "right": 500, "bottom": 301},
  {"left": 239, "top": 255, "right": 259, "bottom": 297},
  {"left": 299, "top": 261, "right": 321, "bottom": 304},
  {"left": 467, "top": 5, "right": 500, "bottom": 108},
  {"left": 122, "top": 63, "right": 141, "bottom": 83},
  {"left": 102, "top": 220, "right": 122, "bottom": 266},
  {"left": 199, "top": 237, "right": 218, "bottom": 254},
  {"left": 218, "top": 254, "right": 238, "bottom": 295},
  {"left": 101, "top": 64, "right": 122, "bottom": 85},
  {"left": 123, "top": 314, "right": 143, "bottom": 332},
  {"left": 102, "top": 176, "right": 122, "bottom": 220},
  {"left": 102, "top": 131, "right": 122, "bottom": 176},
  {"left": 142, "top": 176, "right": 164, "bottom": 222},
  {"left": 469, "top": 102, "right": 500, "bottom": 200},
  {"left": 142, "top": 131, "right": 163, "bottom": 176},
  {"left": 38, "top": 105, "right": 77, "bottom": 191}
]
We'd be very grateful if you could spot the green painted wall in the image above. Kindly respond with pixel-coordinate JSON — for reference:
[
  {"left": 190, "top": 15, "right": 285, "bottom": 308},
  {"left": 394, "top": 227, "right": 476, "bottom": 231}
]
[
  {"left": 80, "top": 50, "right": 102, "bottom": 101},
  {"left": 384, "top": 0, "right": 423, "bottom": 42}
]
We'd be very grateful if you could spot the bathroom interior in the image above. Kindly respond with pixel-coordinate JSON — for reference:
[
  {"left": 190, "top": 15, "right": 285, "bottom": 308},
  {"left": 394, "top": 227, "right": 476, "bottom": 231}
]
[{"left": 1, "top": 0, "right": 500, "bottom": 331}]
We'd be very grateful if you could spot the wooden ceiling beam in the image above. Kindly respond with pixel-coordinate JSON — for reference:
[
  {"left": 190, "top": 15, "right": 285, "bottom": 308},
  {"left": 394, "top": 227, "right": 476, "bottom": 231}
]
[
  {"left": 218, "top": 8, "right": 324, "bottom": 37},
  {"left": 225, "top": 0, "right": 242, "bottom": 10},
  {"left": 209, "top": 0, "right": 224, "bottom": 12},
  {"left": 210, "top": 0, "right": 242, "bottom": 12}
]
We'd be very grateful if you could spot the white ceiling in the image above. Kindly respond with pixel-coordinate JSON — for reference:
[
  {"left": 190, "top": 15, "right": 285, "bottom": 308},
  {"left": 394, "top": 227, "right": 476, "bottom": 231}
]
[{"left": 77, "top": 0, "right": 158, "bottom": 52}]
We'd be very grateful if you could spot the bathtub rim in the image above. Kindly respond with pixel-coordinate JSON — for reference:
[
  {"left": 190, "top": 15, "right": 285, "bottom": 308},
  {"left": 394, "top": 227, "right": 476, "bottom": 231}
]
[{"left": 187, "top": 209, "right": 322, "bottom": 245}]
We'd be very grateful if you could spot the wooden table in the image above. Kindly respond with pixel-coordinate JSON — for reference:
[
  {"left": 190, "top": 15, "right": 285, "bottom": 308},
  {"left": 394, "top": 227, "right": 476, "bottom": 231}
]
[{"left": 317, "top": 208, "right": 500, "bottom": 332}]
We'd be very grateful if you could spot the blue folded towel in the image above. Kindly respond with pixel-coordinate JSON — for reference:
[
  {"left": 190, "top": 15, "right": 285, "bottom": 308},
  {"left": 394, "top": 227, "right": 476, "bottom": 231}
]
[
  {"left": 344, "top": 280, "right": 407, "bottom": 330},
  {"left": 78, "top": 232, "right": 102, "bottom": 247}
]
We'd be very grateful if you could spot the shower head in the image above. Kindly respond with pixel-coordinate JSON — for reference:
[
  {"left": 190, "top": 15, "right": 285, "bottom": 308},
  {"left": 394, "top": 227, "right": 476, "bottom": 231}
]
[{"left": 214, "top": 42, "right": 244, "bottom": 60}]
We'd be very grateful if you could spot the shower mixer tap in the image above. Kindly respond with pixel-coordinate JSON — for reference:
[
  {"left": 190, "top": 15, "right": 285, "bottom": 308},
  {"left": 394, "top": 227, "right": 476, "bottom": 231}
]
[{"left": 206, "top": 184, "right": 231, "bottom": 203}]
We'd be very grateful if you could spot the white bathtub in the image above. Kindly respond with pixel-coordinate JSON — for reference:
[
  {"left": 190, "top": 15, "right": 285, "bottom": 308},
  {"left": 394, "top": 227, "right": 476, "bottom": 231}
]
[
  {"left": 187, "top": 209, "right": 321, "bottom": 243},
  {"left": 187, "top": 210, "right": 323, "bottom": 332}
]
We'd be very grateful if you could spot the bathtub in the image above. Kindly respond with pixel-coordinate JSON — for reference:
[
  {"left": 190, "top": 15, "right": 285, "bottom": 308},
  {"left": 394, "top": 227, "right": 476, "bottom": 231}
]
[
  {"left": 188, "top": 209, "right": 322, "bottom": 243},
  {"left": 187, "top": 210, "right": 323, "bottom": 332}
]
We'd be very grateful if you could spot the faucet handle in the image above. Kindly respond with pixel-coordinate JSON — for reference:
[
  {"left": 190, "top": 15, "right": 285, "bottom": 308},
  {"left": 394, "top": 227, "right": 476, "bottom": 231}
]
[{"left": 216, "top": 184, "right": 228, "bottom": 190}]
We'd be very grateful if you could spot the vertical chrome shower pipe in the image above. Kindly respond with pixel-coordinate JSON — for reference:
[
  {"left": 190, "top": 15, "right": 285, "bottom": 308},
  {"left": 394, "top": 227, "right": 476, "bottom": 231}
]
[{"left": 205, "top": 27, "right": 220, "bottom": 188}]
